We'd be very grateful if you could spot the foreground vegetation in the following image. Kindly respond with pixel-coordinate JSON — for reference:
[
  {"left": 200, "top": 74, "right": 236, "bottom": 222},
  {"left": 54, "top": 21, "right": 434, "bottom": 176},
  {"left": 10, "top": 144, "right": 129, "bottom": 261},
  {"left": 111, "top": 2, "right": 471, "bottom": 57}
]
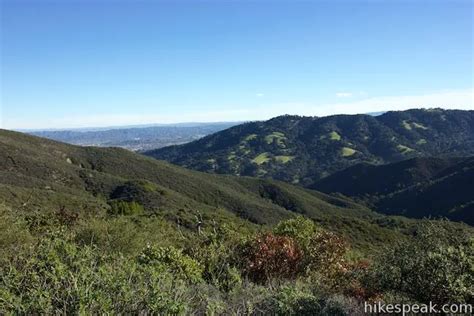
[
  {"left": 1, "top": 204, "right": 472, "bottom": 314},
  {"left": 1, "top": 129, "right": 473, "bottom": 314}
]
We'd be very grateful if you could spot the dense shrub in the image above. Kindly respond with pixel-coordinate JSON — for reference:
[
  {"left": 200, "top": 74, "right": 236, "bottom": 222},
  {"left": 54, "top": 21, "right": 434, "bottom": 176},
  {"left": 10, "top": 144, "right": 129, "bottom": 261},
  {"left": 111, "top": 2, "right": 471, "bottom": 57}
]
[
  {"left": 190, "top": 237, "right": 243, "bottom": 292},
  {"left": 108, "top": 200, "right": 144, "bottom": 216},
  {"left": 363, "top": 221, "right": 474, "bottom": 304},
  {"left": 0, "top": 232, "right": 359, "bottom": 314},
  {"left": 305, "top": 230, "right": 348, "bottom": 275},
  {"left": 1, "top": 209, "right": 471, "bottom": 314},
  {"left": 0, "top": 233, "right": 194, "bottom": 314},
  {"left": 274, "top": 217, "right": 348, "bottom": 277},
  {"left": 255, "top": 283, "right": 365, "bottom": 316},
  {"left": 137, "top": 245, "right": 203, "bottom": 284},
  {"left": 257, "top": 285, "right": 322, "bottom": 315},
  {"left": 74, "top": 215, "right": 187, "bottom": 256},
  {"left": 74, "top": 217, "right": 145, "bottom": 255},
  {"left": 0, "top": 205, "right": 32, "bottom": 257},
  {"left": 239, "top": 233, "right": 303, "bottom": 283},
  {"left": 273, "top": 216, "right": 319, "bottom": 249}
]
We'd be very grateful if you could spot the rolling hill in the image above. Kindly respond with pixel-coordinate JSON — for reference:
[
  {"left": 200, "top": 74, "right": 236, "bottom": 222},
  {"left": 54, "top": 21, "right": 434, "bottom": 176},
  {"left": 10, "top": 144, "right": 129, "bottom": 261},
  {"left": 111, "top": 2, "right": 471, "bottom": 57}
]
[
  {"left": 0, "top": 129, "right": 410, "bottom": 250},
  {"left": 145, "top": 109, "right": 474, "bottom": 187},
  {"left": 313, "top": 156, "right": 474, "bottom": 225}
]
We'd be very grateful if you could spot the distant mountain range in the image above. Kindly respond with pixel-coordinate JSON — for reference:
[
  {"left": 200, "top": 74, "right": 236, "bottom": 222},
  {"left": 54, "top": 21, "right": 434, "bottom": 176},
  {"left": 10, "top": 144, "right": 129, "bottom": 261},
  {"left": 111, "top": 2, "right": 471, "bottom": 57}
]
[
  {"left": 313, "top": 156, "right": 474, "bottom": 225},
  {"left": 145, "top": 109, "right": 474, "bottom": 187},
  {"left": 28, "top": 122, "right": 239, "bottom": 151}
]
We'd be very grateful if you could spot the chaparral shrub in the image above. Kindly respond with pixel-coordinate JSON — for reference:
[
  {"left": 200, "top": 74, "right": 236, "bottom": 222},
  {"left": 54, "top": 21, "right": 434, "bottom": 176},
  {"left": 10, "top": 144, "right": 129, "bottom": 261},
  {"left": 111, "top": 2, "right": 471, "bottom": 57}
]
[
  {"left": 274, "top": 217, "right": 349, "bottom": 277},
  {"left": 238, "top": 232, "right": 303, "bottom": 283},
  {"left": 108, "top": 200, "right": 144, "bottom": 216},
  {"left": 137, "top": 245, "right": 203, "bottom": 284},
  {"left": 362, "top": 221, "right": 474, "bottom": 304}
]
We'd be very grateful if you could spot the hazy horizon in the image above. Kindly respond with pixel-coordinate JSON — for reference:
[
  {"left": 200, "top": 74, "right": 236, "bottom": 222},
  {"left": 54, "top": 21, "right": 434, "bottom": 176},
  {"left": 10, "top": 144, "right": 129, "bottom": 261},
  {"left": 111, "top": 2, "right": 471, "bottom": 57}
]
[{"left": 10, "top": 107, "right": 471, "bottom": 132}]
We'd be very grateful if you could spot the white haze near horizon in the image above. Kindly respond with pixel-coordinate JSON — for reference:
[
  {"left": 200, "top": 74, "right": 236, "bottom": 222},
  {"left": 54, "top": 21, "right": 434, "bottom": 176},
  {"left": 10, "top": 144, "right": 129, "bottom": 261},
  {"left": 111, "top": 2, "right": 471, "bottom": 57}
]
[{"left": 1, "top": 88, "right": 473, "bottom": 130}]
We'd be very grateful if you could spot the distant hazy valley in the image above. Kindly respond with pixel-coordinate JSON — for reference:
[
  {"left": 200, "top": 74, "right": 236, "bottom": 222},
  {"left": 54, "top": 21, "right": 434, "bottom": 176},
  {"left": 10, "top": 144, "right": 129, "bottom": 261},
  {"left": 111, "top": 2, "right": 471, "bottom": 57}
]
[{"left": 28, "top": 122, "right": 239, "bottom": 151}]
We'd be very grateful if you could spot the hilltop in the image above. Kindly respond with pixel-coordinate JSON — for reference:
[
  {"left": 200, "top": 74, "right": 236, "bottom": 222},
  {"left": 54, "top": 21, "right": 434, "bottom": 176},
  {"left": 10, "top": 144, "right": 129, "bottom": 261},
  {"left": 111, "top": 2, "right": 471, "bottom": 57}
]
[{"left": 145, "top": 109, "right": 474, "bottom": 187}]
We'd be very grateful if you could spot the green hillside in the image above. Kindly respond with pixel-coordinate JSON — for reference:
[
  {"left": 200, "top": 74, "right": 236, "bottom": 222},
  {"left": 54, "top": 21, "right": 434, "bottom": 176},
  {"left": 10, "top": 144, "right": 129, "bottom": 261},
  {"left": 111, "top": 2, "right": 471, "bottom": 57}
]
[
  {"left": 146, "top": 109, "right": 474, "bottom": 187},
  {"left": 0, "top": 129, "right": 408, "bottom": 251}
]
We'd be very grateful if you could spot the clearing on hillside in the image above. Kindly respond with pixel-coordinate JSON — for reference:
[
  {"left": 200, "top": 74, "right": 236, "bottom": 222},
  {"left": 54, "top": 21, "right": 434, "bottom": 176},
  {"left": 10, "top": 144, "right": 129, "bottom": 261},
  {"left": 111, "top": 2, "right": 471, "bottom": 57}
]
[{"left": 252, "top": 153, "right": 271, "bottom": 164}]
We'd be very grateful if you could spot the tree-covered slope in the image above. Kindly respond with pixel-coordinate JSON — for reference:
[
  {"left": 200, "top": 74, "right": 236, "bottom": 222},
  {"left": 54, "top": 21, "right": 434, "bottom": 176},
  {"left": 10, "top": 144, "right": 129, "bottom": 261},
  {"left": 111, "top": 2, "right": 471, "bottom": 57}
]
[
  {"left": 0, "top": 129, "right": 407, "bottom": 250},
  {"left": 312, "top": 156, "right": 465, "bottom": 197},
  {"left": 145, "top": 109, "right": 474, "bottom": 187},
  {"left": 313, "top": 156, "right": 474, "bottom": 225}
]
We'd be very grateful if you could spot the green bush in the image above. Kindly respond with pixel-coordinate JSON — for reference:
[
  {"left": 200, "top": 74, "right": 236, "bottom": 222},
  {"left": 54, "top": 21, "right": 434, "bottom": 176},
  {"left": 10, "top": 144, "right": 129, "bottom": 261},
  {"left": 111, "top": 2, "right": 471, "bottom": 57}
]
[
  {"left": 108, "top": 200, "right": 144, "bottom": 216},
  {"left": 189, "top": 225, "right": 245, "bottom": 292},
  {"left": 137, "top": 245, "right": 203, "bottom": 284},
  {"left": 192, "top": 240, "right": 242, "bottom": 292},
  {"left": 257, "top": 285, "right": 322, "bottom": 315},
  {"left": 255, "top": 283, "right": 364, "bottom": 316},
  {"left": 0, "top": 205, "right": 33, "bottom": 257},
  {"left": 363, "top": 221, "right": 474, "bottom": 304},
  {"left": 74, "top": 217, "right": 145, "bottom": 255},
  {"left": 0, "top": 233, "right": 193, "bottom": 314},
  {"left": 274, "top": 216, "right": 319, "bottom": 249}
]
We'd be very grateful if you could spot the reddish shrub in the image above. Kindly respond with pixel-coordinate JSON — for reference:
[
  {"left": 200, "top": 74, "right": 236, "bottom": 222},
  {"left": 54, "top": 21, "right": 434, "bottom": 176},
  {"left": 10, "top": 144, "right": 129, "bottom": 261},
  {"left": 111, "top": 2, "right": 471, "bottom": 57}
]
[{"left": 239, "top": 233, "right": 303, "bottom": 283}]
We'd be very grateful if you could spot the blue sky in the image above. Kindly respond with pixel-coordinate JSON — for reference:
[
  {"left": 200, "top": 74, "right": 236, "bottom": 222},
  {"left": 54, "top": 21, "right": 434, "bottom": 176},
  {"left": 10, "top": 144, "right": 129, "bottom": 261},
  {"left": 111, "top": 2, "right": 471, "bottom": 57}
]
[{"left": 1, "top": 0, "right": 473, "bottom": 129}]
